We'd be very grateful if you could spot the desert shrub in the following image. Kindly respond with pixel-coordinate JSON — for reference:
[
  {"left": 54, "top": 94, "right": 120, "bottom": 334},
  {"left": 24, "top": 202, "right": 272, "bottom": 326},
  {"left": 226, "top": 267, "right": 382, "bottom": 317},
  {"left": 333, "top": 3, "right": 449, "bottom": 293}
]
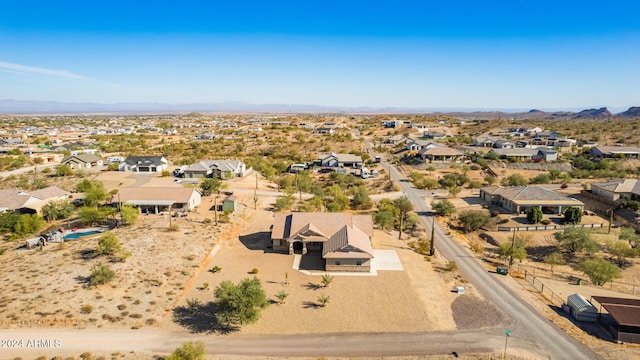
[
  {"left": 79, "top": 352, "right": 94, "bottom": 360},
  {"left": 446, "top": 261, "right": 458, "bottom": 272},
  {"left": 89, "top": 263, "right": 116, "bottom": 286},
  {"left": 540, "top": 219, "right": 551, "bottom": 225},
  {"left": 80, "top": 304, "right": 93, "bottom": 314},
  {"left": 210, "top": 265, "right": 222, "bottom": 273},
  {"left": 117, "top": 304, "right": 127, "bottom": 310},
  {"left": 250, "top": 268, "right": 259, "bottom": 274}
]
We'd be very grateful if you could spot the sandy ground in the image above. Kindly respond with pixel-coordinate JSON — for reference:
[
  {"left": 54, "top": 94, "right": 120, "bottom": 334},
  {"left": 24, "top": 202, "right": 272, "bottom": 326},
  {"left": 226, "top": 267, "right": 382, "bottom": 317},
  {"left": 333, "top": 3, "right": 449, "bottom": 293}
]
[{"left": 169, "top": 203, "right": 459, "bottom": 335}]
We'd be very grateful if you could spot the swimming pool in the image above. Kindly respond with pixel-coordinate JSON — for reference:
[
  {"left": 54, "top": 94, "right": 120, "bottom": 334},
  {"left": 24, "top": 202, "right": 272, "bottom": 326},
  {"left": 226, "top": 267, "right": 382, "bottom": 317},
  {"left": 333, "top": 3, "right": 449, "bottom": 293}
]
[{"left": 63, "top": 230, "right": 104, "bottom": 240}]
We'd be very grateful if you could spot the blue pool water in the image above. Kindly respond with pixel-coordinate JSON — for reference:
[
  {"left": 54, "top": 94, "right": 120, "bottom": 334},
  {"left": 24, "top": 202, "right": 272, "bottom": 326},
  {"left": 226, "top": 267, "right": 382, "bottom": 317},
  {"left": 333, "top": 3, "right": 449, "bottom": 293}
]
[{"left": 63, "top": 230, "right": 103, "bottom": 240}]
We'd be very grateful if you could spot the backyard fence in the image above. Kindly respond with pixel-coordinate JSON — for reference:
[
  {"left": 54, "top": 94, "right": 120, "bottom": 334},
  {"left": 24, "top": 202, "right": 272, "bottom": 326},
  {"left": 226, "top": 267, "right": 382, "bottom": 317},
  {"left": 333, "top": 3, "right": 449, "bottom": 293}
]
[
  {"left": 498, "top": 223, "right": 603, "bottom": 232},
  {"left": 514, "top": 264, "right": 565, "bottom": 307},
  {"left": 513, "top": 263, "right": 640, "bottom": 297}
]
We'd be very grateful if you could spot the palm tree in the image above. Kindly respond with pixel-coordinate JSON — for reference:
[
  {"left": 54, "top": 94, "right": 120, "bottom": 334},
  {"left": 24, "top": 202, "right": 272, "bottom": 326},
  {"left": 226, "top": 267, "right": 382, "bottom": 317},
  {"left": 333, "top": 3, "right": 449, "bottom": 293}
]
[
  {"left": 321, "top": 274, "right": 334, "bottom": 287},
  {"left": 276, "top": 290, "right": 288, "bottom": 304}
]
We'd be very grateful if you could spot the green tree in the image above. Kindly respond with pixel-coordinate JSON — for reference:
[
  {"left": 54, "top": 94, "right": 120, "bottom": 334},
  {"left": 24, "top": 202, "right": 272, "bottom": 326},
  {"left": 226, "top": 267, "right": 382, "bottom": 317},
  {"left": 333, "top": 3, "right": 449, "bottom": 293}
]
[
  {"left": 95, "top": 233, "right": 122, "bottom": 256},
  {"left": 393, "top": 196, "right": 413, "bottom": 239},
  {"left": 577, "top": 258, "right": 621, "bottom": 286},
  {"left": 554, "top": 227, "right": 599, "bottom": 254},
  {"left": 501, "top": 173, "right": 528, "bottom": 186},
  {"left": 326, "top": 185, "right": 350, "bottom": 212},
  {"left": 82, "top": 181, "right": 108, "bottom": 207},
  {"left": 431, "top": 199, "right": 456, "bottom": 216},
  {"left": 55, "top": 164, "right": 73, "bottom": 177},
  {"left": 89, "top": 262, "right": 116, "bottom": 286},
  {"left": 273, "top": 194, "right": 294, "bottom": 212},
  {"left": 563, "top": 207, "right": 583, "bottom": 224},
  {"left": 619, "top": 227, "right": 640, "bottom": 249},
  {"left": 527, "top": 207, "right": 543, "bottom": 224},
  {"left": 0, "top": 212, "right": 20, "bottom": 234},
  {"left": 458, "top": 211, "right": 490, "bottom": 233},
  {"left": 166, "top": 341, "right": 206, "bottom": 360},
  {"left": 374, "top": 210, "right": 395, "bottom": 230},
  {"left": 13, "top": 214, "right": 45, "bottom": 237},
  {"left": 543, "top": 251, "right": 565, "bottom": 277},
  {"left": 605, "top": 240, "right": 636, "bottom": 267},
  {"left": 119, "top": 204, "right": 139, "bottom": 225},
  {"left": 78, "top": 206, "right": 114, "bottom": 226},
  {"left": 214, "top": 277, "right": 269, "bottom": 327},
  {"left": 529, "top": 174, "right": 551, "bottom": 184},
  {"left": 351, "top": 185, "right": 373, "bottom": 210},
  {"left": 41, "top": 199, "right": 74, "bottom": 221},
  {"left": 200, "top": 177, "right": 222, "bottom": 196},
  {"left": 498, "top": 240, "right": 527, "bottom": 267}
]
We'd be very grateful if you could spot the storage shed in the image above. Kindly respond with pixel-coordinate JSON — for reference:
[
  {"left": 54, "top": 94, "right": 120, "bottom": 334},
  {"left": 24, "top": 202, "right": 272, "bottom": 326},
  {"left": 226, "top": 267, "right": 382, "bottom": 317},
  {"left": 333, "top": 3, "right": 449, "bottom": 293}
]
[
  {"left": 221, "top": 195, "right": 237, "bottom": 212},
  {"left": 567, "top": 293, "right": 597, "bottom": 322},
  {"left": 592, "top": 296, "right": 640, "bottom": 344}
]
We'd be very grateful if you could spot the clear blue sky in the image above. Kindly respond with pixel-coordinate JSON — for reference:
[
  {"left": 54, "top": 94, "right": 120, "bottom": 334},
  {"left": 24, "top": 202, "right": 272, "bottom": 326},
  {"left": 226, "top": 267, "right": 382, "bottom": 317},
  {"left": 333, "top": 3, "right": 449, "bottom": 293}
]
[{"left": 1, "top": 1, "right": 639, "bottom": 110}]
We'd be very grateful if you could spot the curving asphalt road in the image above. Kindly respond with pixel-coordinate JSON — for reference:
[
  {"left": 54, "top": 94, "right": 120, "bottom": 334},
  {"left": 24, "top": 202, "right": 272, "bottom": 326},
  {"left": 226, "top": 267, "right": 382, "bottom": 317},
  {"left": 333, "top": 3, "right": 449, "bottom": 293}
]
[{"left": 377, "top": 144, "right": 600, "bottom": 360}]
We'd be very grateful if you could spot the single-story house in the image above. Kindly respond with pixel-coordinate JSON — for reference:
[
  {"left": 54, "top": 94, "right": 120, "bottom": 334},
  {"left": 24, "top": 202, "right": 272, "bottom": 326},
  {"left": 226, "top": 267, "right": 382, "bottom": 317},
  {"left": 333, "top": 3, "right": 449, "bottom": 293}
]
[
  {"left": 472, "top": 136, "right": 505, "bottom": 148},
  {"left": 271, "top": 212, "right": 374, "bottom": 272},
  {"left": 119, "top": 156, "right": 168, "bottom": 173},
  {"left": 592, "top": 296, "right": 640, "bottom": 344},
  {"left": 60, "top": 153, "right": 104, "bottom": 169},
  {"left": 407, "top": 139, "right": 443, "bottom": 151},
  {"left": 317, "top": 152, "right": 363, "bottom": 168},
  {"left": 480, "top": 185, "right": 584, "bottom": 214},
  {"left": 590, "top": 179, "right": 640, "bottom": 204},
  {"left": 590, "top": 146, "right": 640, "bottom": 159},
  {"left": 0, "top": 186, "right": 70, "bottom": 214},
  {"left": 183, "top": 160, "right": 248, "bottom": 179},
  {"left": 418, "top": 146, "right": 464, "bottom": 162},
  {"left": 385, "top": 134, "right": 411, "bottom": 144},
  {"left": 111, "top": 187, "right": 201, "bottom": 214},
  {"left": 490, "top": 148, "right": 539, "bottom": 161}
]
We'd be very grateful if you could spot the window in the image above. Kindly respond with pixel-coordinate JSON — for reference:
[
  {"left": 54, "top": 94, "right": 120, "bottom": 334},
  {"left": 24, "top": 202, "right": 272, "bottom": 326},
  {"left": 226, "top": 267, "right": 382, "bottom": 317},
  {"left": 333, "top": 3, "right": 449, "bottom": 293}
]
[
  {"left": 356, "top": 261, "right": 362, "bottom": 266},
  {"left": 335, "top": 261, "right": 341, "bottom": 265}
]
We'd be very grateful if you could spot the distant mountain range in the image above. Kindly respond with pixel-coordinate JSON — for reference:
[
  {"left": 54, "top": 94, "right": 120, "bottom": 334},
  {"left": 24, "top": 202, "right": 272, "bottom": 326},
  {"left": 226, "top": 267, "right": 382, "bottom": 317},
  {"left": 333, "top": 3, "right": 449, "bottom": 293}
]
[{"left": 0, "top": 99, "right": 638, "bottom": 118}]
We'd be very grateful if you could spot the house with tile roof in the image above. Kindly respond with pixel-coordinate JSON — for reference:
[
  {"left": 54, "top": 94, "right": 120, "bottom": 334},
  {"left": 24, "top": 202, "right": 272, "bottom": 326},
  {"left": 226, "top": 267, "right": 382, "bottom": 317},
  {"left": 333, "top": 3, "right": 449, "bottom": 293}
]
[
  {"left": 0, "top": 186, "right": 70, "bottom": 214},
  {"left": 480, "top": 185, "right": 584, "bottom": 215},
  {"left": 271, "top": 212, "right": 374, "bottom": 272}
]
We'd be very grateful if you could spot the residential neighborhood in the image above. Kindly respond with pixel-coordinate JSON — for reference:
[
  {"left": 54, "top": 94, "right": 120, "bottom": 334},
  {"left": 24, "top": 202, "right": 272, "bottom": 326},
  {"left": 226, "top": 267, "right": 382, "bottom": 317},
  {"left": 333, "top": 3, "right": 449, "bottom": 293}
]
[{"left": 2, "top": 112, "right": 640, "bottom": 360}]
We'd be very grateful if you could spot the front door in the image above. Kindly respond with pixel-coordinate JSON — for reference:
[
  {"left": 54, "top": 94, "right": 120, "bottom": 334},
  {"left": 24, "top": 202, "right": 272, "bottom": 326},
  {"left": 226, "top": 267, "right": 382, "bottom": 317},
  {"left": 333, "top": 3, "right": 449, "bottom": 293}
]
[{"left": 292, "top": 241, "right": 303, "bottom": 254}]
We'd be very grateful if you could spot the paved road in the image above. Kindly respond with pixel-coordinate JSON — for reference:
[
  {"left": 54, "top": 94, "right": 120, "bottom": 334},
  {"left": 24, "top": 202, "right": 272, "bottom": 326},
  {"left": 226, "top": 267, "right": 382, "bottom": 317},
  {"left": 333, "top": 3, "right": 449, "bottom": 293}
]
[
  {"left": 0, "top": 162, "right": 60, "bottom": 177},
  {"left": 372, "top": 140, "right": 600, "bottom": 360}
]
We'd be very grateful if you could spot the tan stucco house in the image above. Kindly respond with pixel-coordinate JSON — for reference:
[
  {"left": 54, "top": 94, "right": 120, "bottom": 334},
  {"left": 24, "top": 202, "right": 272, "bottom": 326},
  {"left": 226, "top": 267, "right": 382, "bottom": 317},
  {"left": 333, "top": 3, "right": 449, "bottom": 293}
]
[{"left": 271, "top": 212, "right": 374, "bottom": 272}]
